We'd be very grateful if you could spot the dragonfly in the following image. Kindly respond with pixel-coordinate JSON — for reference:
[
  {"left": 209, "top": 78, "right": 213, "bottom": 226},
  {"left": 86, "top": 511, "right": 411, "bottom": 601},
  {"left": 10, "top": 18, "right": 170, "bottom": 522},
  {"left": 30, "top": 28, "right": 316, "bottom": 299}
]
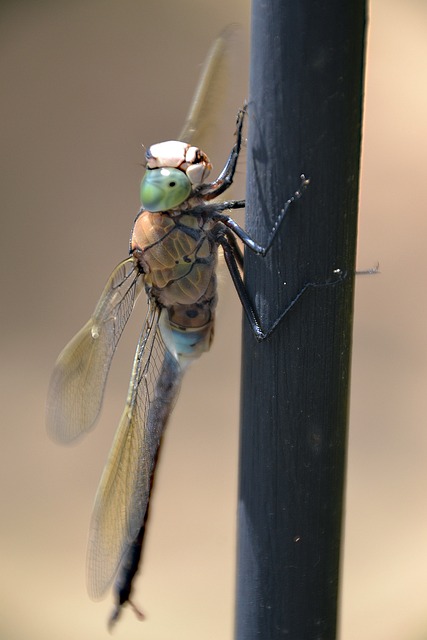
[{"left": 46, "top": 30, "right": 311, "bottom": 627}]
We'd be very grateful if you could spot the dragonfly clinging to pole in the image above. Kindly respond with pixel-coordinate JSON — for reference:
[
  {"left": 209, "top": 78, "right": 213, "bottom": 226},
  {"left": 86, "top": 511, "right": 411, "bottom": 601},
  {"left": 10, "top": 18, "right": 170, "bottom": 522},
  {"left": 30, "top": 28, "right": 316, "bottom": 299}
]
[{"left": 46, "top": 28, "right": 314, "bottom": 627}]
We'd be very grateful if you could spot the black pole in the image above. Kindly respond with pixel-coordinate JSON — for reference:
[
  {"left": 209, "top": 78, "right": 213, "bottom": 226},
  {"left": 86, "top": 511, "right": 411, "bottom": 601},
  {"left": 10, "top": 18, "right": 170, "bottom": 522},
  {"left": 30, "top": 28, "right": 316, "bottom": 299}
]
[{"left": 235, "top": 2, "right": 366, "bottom": 639}]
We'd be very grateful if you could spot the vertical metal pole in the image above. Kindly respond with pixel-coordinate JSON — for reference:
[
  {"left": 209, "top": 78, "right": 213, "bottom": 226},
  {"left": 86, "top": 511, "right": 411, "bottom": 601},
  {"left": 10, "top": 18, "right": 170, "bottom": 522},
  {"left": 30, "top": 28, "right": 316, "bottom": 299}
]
[{"left": 235, "top": 1, "right": 366, "bottom": 639}]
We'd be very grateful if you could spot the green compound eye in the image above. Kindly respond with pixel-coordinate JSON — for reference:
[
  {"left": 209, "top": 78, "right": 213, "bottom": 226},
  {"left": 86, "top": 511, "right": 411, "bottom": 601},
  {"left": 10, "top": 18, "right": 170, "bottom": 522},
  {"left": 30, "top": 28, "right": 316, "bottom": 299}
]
[{"left": 140, "top": 168, "right": 192, "bottom": 212}]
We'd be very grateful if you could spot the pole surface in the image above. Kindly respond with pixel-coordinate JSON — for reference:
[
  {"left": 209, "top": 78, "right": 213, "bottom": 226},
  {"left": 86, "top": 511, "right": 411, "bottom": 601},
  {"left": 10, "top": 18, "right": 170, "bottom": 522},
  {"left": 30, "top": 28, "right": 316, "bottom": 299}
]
[{"left": 235, "top": 2, "right": 366, "bottom": 639}]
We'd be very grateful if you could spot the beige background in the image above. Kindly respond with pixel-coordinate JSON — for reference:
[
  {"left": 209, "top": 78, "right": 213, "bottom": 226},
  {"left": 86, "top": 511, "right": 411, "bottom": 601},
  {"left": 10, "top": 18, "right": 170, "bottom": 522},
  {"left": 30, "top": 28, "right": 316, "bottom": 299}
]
[{"left": 1, "top": 1, "right": 426, "bottom": 639}]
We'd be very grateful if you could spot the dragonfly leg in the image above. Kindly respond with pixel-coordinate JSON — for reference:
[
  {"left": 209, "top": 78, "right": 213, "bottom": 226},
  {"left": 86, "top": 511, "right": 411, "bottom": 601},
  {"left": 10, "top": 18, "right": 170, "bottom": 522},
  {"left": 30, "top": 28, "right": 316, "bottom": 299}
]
[
  {"left": 223, "top": 227, "right": 244, "bottom": 270},
  {"left": 196, "top": 104, "right": 247, "bottom": 200},
  {"left": 217, "top": 231, "right": 264, "bottom": 339},
  {"left": 212, "top": 174, "right": 310, "bottom": 255},
  {"left": 216, "top": 231, "right": 346, "bottom": 342}
]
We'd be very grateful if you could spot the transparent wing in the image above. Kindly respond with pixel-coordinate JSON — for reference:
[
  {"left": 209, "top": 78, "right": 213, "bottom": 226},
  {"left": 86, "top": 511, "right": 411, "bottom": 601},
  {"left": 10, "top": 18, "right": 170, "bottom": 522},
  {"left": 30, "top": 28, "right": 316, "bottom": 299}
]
[
  {"left": 179, "top": 25, "right": 240, "bottom": 148},
  {"left": 87, "top": 302, "right": 183, "bottom": 600},
  {"left": 46, "top": 257, "right": 144, "bottom": 444}
]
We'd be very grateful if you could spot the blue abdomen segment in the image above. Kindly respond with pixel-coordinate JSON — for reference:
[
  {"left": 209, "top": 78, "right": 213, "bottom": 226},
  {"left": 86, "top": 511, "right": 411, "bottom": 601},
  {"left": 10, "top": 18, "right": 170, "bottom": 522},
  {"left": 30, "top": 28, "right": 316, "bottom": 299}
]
[{"left": 159, "top": 309, "right": 214, "bottom": 362}]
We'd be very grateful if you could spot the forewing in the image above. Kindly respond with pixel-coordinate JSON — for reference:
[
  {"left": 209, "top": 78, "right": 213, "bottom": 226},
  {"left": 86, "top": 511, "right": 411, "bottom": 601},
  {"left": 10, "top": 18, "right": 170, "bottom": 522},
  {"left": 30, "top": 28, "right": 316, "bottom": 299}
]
[
  {"left": 179, "top": 25, "right": 240, "bottom": 149},
  {"left": 46, "top": 257, "right": 144, "bottom": 444},
  {"left": 86, "top": 303, "right": 182, "bottom": 600}
]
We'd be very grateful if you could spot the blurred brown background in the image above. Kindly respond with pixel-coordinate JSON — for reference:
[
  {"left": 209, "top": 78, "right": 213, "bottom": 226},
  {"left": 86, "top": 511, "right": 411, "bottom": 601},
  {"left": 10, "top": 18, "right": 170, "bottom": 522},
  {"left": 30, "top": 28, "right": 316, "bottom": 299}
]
[{"left": 1, "top": 1, "right": 426, "bottom": 638}]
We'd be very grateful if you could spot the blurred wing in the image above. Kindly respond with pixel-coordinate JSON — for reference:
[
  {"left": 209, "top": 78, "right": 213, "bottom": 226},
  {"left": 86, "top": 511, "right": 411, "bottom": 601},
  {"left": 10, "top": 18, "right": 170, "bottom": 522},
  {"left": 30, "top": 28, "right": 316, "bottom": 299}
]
[
  {"left": 179, "top": 25, "right": 240, "bottom": 149},
  {"left": 47, "top": 257, "right": 144, "bottom": 444},
  {"left": 87, "top": 303, "right": 183, "bottom": 600}
]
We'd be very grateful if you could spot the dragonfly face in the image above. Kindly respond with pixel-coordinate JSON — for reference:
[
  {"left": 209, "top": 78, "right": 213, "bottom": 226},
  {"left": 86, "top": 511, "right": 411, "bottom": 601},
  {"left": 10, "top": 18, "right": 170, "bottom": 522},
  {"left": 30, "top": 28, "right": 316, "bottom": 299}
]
[
  {"left": 140, "top": 167, "right": 192, "bottom": 212},
  {"left": 140, "top": 141, "right": 212, "bottom": 212}
]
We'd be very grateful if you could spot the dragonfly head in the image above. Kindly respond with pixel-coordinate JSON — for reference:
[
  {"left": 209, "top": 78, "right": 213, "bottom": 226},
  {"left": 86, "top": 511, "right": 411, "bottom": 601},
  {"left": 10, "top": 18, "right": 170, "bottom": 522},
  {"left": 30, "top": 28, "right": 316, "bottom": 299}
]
[{"left": 141, "top": 140, "right": 212, "bottom": 212}]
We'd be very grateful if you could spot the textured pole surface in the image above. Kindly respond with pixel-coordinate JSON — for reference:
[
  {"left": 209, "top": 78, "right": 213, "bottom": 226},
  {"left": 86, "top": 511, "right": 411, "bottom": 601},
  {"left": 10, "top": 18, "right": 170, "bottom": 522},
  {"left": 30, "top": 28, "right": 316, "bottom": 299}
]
[{"left": 235, "top": 1, "right": 366, "bottom": 639}]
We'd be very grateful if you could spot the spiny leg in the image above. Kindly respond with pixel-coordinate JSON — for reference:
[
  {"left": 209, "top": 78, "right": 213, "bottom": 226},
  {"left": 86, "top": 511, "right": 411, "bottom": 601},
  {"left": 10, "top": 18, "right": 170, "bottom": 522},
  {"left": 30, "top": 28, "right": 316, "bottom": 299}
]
[
  {"left": 191, "top": 174, "right": 309, "bottom": 259},
  {"left": 217, "top": 231, "right": 346, "bottom": 342},
  {"left": 211, "top": 174, "right": 310, "bottom": 255},
  {"left": 202, "top": 169, "right": 343, "bottom": 340},
  {"left": 196, "top": 103, "right": 247, "bottom": 200},
  {"left": 222, "top": 228, "right": 244, "bottom": 270}
]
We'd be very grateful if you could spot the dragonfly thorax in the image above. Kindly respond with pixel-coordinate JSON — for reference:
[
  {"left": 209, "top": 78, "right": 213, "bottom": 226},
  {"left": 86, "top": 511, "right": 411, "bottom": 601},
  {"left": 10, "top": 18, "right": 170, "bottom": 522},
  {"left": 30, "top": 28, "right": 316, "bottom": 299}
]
[{"left": 131, "top": 208, "right": 218, "bottom": 311}]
